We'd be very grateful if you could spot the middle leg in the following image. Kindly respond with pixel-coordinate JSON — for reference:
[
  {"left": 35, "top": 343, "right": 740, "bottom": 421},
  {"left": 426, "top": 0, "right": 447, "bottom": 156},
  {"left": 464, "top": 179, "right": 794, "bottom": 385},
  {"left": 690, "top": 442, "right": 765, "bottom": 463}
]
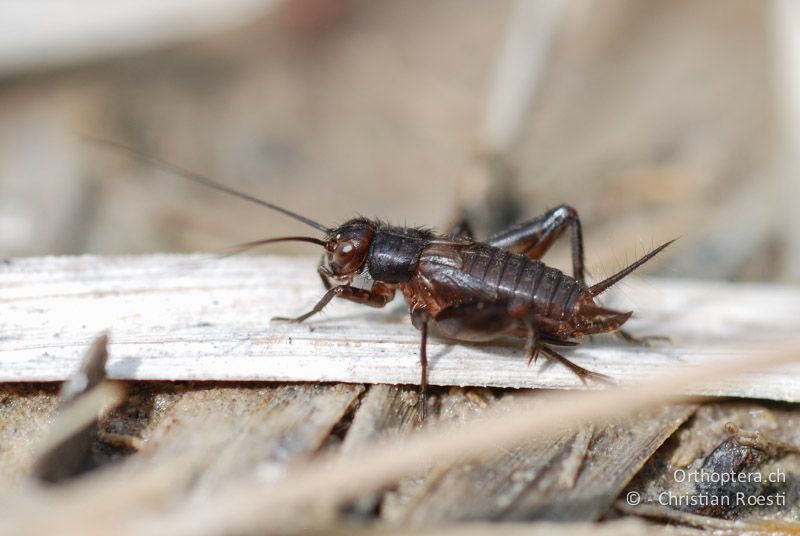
[
  {"left": 418, "top": 318, "right": 429, "bottom": 420},
  {"left": 410, "top": 308, "right": 433, "bottom": 420},
  {"left": 524, "top": 319, "right": 541, "bottom": 366}
]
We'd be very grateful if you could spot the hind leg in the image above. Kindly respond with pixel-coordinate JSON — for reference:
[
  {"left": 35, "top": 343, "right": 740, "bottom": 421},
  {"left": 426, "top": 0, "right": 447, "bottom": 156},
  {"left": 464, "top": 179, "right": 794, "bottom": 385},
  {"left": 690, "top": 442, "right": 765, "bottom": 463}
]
[
  {"left": 539, "top": 345, "right": 615, "bottom": 386},
  {"left": 578, "top": 307, "right": 667, "bottom": 346},
  {"left": 521, "top": 320, "right": 611, "bottom": 384},
  {"left": 317, "top": 255, "right": 332, "bottom": 290},
  {"left": 449, "top": 205, "right": 587, "bottom": 283},
  {"left": 487, "top": 204, "right": 586, "bottom": 284},
  {"left": 614, "top": 329, "right": 670, "bottom": 346}
]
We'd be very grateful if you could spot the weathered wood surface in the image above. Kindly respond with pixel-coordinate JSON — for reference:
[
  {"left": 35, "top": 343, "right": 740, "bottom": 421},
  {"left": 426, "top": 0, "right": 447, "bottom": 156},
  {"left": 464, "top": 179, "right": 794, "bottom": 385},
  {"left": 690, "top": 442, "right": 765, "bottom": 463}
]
[
  {"left": 2, "top": 254, "right": 800, "bottom": 400},
  {"left": 118, "top": 382, "right": 363, "bottom": 496},
  {"left": 2, "top": 346, "right": 799, "bottom": 535},
  {"left": 393, "top": 401, "right": 697, "bottom": 525}
]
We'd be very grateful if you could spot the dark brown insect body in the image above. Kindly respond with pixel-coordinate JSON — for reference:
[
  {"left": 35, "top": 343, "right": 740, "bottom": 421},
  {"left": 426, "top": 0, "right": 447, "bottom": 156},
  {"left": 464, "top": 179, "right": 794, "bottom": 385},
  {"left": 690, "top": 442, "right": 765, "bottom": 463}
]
[
  {"left": 287, "top": 213, "right": 672, "bottom": 417},
  {"left": 96, "top": 140, "right": 673, "bottom": 418}
]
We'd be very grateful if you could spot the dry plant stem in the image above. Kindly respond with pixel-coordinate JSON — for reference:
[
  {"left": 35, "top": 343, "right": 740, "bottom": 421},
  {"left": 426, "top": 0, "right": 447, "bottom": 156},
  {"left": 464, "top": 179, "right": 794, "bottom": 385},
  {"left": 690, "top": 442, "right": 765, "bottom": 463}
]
[
  {"left": 482, "top": 0, "right": 569, "bottom": 155},
  {"left": 322, "top": 518, "right": 686, "bottom": 536},
  {"left": 615, "top": 500, "right": 800, "bottom": 532},
  {"left": 772, "top": 0, "right": 800, "bottom": 281},
  {"left": 97, "top": 431, "right": 145, "bottom": 451},
  {"left": 143, "top": 343, "right": 800, "bottom": 536}
]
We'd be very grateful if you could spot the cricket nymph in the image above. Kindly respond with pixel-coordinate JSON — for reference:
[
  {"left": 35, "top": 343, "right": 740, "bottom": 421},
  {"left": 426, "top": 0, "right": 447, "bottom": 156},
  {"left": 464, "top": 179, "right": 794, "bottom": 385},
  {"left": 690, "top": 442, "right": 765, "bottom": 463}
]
[
  {"left": 294, "top": 214, "right": 672, "bottom": 418},
  {"left": 96, "top": 139, "right": 672, "bottom": 419}
]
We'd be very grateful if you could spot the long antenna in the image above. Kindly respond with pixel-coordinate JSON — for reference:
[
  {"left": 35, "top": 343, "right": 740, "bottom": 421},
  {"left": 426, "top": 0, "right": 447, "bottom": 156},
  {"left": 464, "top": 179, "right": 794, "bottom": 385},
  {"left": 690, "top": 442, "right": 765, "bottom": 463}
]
[
  {"left": 217, "top": 236, "right": 326, "bottom": 258},
  {"left": 86, "top": 137, "right": 331, "bottom": 233}
]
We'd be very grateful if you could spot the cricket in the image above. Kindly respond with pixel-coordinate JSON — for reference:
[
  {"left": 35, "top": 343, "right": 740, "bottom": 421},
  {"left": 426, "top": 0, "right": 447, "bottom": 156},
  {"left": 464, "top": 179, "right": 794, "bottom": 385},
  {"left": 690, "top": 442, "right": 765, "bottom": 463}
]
[{"left": 96, "top": 139, "right": 673, "bottom": 418}]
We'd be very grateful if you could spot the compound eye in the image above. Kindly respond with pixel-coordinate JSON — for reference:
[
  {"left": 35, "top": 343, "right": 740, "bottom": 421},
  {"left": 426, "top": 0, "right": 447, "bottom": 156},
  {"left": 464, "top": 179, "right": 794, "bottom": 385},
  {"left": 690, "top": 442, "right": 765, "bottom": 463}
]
[{"left": 333, "top": 241, "right": 356, "bottom": 267}]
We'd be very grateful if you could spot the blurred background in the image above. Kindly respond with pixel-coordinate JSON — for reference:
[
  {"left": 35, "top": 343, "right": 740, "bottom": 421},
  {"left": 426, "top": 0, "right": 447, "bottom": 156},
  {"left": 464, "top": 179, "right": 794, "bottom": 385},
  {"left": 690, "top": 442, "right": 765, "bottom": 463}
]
[{"left": 1, "top": 0, "right": 798, "bottom": 283}]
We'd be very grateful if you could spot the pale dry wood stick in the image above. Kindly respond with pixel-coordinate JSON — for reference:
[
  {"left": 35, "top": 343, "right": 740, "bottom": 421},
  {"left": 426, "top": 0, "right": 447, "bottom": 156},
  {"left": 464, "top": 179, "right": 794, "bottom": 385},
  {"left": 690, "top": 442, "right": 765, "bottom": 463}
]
[{"left": 2, "top": 254, "right": 800, "bottom": 401}]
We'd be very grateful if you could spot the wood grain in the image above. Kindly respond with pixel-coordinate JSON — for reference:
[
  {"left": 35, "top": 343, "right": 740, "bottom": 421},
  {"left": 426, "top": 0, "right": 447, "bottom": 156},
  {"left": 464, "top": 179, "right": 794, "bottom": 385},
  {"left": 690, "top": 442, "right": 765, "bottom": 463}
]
[
  {"left": 394, "top": 401, "right": 696, "bottom": 524},
  {"left": 2, "top": 254, "right": 799, "bottom": 400}
]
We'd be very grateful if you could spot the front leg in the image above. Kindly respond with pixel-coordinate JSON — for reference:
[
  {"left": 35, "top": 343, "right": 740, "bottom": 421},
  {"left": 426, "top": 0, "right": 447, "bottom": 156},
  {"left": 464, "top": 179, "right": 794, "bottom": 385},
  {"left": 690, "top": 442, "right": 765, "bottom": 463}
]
[
  {"left": 273, "top": 282, "right": 396, "bottom": 323},
  {"left": 487, "top": 204, "right": 586, "bottom": 284},
  {"left": 317, "top": 255, "right": 332, "bottom": 290}
]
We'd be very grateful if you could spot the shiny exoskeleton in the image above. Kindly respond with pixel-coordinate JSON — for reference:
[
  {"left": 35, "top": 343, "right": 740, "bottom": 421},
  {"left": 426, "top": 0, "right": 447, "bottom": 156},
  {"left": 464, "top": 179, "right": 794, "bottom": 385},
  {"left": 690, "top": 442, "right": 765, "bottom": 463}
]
[
  {"left": 274, "top": 208, "right": 672, "bottom": 418},
  {"left": 96, "top": 139, "right": 673, "bottom": 419}
]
